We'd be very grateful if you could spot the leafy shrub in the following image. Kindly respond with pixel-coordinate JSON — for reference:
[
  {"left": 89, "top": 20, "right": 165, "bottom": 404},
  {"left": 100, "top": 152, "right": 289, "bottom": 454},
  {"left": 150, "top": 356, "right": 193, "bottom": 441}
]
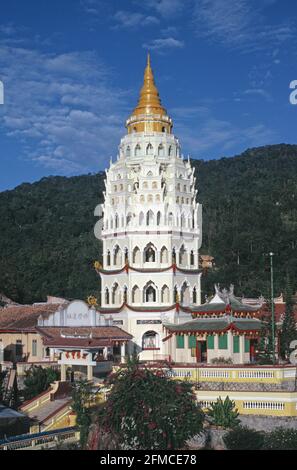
[
  {"left": 263, "top": 427, "right": 297, "bottom": 450},
  {"left": 23, "top": 366, "right": 60, "bottom": 400},
  {"left": 223, "top": 426, "right": 264, "bottom": 450},
  {"left": 94, "top": 360, "right": 204, "bottom": 450},
  {"left": 207, "top": 396, "right": 240, "bottom": 428}
]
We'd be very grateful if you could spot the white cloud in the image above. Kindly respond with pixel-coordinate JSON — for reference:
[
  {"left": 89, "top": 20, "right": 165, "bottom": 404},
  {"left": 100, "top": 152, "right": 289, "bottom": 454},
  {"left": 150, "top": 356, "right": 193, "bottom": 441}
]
[
  {"left": 144, "top": 0, "right": 185, "bottom": 18},
  {"left": 0, "top": 45, "right": 129, "bottom": 174},
  {"left": 192, "top": 0, "right": 295, "bottom": 53},
  {"left": 143, "top": 37, "right": 184, "bottom": 52},
  {"left": 113, "top": 11, "right": 159, "bottom": 29}
]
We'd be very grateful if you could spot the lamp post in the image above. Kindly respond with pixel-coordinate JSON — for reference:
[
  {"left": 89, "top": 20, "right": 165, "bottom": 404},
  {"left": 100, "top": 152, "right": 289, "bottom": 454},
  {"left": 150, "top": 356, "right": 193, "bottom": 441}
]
[{"left": 269, "top": 252, "right": 275, "bottom": 364}]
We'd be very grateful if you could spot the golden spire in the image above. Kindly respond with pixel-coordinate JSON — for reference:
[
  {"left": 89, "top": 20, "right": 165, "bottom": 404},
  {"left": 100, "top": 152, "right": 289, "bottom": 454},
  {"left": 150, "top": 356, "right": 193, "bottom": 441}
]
[{"left": 126, "top": 54, "right": 172, "bottom": 134}]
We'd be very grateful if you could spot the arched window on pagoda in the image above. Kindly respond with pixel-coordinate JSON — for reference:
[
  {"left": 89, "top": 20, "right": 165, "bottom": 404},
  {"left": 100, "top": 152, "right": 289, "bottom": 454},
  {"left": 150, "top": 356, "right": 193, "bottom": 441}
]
[
  {"left": 107, "top": 250, "right": 111, "bottom": 266},
  {"left": 147, "top": 194, "right": 153, "bottom": 203},
  {"left": 142, "top": 331, "right": 159, "bottom": 349},
  {"left": 139, "top": 212, "right": 144, "bottom": 226},
  {"left": 115, "top": 213, "right": 119, "bottom": 229},
  {"left": 157, "top": 211, "right": 161, "bottom": 225},
  {"left": 113, "top": 245, "right": 122, "bottom": 267},
  {"left": 181, "top": 213, "right": 186, "bottom": 228},
  {"left": 135, "top": 144, "right": 141, "bottom": 156},
  {"left": 144, "top": 282, "right": 157, "bottom": 303},
  {"left": 126, "top": 146, "right": 131, "bottom": 157},
  {"left": 168, "top": 212, "right": 174, "bottom": 226},
  {"left": 179, "top": 245, "right": 187, "bottom": 266},
  {"left": 105, "top": 288, "right": 110, "bottom": 305},
  {"left": 181, "top": 282, "right": 190, "bottom": 306},
  {"left": 158, "top": 144, "right": 164, "bottom": 156},
  {"left": 132, "top": 246, "right": 141, "bottom": 264},
  {"left": 144, "top": 243, "right": 156, "bottom": 262},
  {"left": 146, "top": 143, "right": 153, "bottom": 155},
  {"left": 190, "top": 250, "right": 195, "bottom": 266},
  {"left": 112, "top": 283, "right": 121, "bottom": 304},
  {"left": 160, "top": 246, "right": 168, "bottom": 264},
  {"left": 161, "top": 285, "right": 170, "bottom": 303},
  {"left": 146, "top": 210, "right": 154, "bottom": 226},
  {"left": 168, "top": 145, "right": 173, "bottom": 156},
  {"left": 152, "top": 181, "right": 158, "bottom": 189},
  {"left": 126, "top": 213, "right": 133, "bottom": 227},
  {"left": 132, "top": 285, "right": 141, "bottom": 303},
  {"left": 193, "top": 286, "right": 197, "bottom": 304}
]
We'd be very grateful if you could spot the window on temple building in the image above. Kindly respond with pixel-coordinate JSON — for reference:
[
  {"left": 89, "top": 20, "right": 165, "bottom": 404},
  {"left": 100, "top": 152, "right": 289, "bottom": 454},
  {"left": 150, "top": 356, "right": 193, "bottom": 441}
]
[
  {"left": 15, "top": 340, "right": 22, "bottom": 358},
  {"left": 144, "top": 243, "right": 156, "bottom": 262},
  {"left": 139, "top": 212, "right": 144, "bottom": 225},
  {"left": 146, "top": 210, "right": 154, "bottom": 225},
  {"left": 32, "top": 339, "right": 37, "bottom": 357},
  {"left": 126, "top": 213, "right": 133, "bottom": 226},
  {"left": 190, "top": 250, "right": 195, "bottom": 266},
  {"left": 135, "top": 144, "right": 141, "bottom": 156},
  {"left": 157, "top": 211, "right": 161, "bottom": 225},
  {"left": 105, "top": 288, "right": 110, "bottom": 304},
  {"left": 143, "top": 181, "right": 148, "bottom": 189},
  {"left": 219, "top": 334, "right": 228, "bottom": 349},
  {"left": 177, "top": 183, "right": 181, "bottom": 191},
  {"left": 160, "top": 246, "right": 168, "bottom": 263},
  {"left": 176, "top": 335, "right": 184, "bottom": 349},
  {"left": 112, "top": 283, "right": 121, "bottom": 304},
  {"left": 142, "top": 331, "right": 159, "bottom": 349},
  {"left": 114, "top": 185, "right": 117, "bottom": 192},
  {"left": 113, "top": 245, "right": 122, "bottom": 266},
  {"left": 158, "top": 144, "right": 164, "bottom": 156},
  {"left": 140, "top": 195, "right": 145, "bottom": 203},
  {"left": 107, "top": 250, "right": 111, "bottom": 266},
  {"left": 115, "top": 214, "right": 119, "bottom": 229},
  {"left": 168, "top": 212, "right": 174, "bottom": 226},
  {"left": 133, "top": 246, "right": 141, "bottom": 264},
  {"left": 132, "top": 285, "right": 141, "bottom": 303},
  {"left": 45, "top": 347, "right": 50, "bottom": 357},
  {"left": 161, "top": 285, "right": 170, "bottom": 303},
  {"left": 168, "top": 145, "right": 173, "bottom": 156},
  {"left": 152, "top": 181, "right": 158, "bottom": 189},
  {"left": 193, "top": 286, "right": 197, "bottom": 303},
  {"left": 145, "top": 285, "right": 156, "bottom": 302},
  {"left": 155, "top": 194, "right": 160, "bottom": 202},
  {"left": 181, "top": 282, "right": 190, "bottom": 305},
  {"left": 207, "top": 335, "right": 214, "bottom": 350},
  {"left": 146, "top": 143, "right": 153, "bottom": 155},
  {"left": 148, "top": 194, "right": 153, "bottom": 203},
  {"left": 126, "top": 146, "right": 131, "bottom": 157},
  {"left": 179, "top": 245, "right": 187, "bottom": 266}
]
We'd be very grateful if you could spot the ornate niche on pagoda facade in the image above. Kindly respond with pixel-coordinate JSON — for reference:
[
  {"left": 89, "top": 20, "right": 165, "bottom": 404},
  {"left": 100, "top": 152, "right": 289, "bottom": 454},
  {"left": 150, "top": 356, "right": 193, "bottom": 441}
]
[{"left": 96, "top": 55, "right": 202, "bottom": 361}]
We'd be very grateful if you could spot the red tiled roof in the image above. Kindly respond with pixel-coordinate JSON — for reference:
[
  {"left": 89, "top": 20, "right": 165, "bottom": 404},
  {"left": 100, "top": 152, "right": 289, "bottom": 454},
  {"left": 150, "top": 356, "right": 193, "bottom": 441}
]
[
  {"left": 37, "top": 326, "right": 132, "bottom": 348},
  {"left": 0, "top": 304, "right": 62, "bottom": 330}
]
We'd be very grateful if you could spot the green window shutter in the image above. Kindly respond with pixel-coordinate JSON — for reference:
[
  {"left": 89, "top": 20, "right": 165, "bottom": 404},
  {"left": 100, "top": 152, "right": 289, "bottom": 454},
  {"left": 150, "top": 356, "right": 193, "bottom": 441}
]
[
  {"left": 188, "top": 335, "right": 196, "bottom": 348},
  {"left": 244, "top": 338, "right": 250, "bottom": 353},
  {"left": 207, "top": 335, "right": 214, "bottom": 350},
  {"left": 176, "top": 335, "right": 184, "bottom": 349},
  {"left": 218, "top": 333, "right": 228, "bottom": 350},
  {"left": 233, "top": 336, "right": 240, "bottom": 353}
]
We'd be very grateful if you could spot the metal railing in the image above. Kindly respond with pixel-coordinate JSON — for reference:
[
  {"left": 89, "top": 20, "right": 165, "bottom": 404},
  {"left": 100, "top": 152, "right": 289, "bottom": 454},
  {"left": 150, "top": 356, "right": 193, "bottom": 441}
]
[{"left": 0, "top": 426, "right": 78, "bottom": 450}]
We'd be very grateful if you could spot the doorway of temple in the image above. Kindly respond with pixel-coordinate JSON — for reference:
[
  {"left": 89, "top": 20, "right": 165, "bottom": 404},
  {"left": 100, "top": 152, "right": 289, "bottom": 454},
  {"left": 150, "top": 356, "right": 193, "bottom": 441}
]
[{"left": 196, "top": 340, "right": 207, "bottom": 363}]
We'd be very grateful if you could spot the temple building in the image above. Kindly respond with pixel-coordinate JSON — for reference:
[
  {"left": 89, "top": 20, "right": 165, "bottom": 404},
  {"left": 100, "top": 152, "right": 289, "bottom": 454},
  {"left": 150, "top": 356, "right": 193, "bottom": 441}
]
[
  {"left": 0, "top": 299, "right": 131, "bottom": 380},
  {"left": 96, "top": 55, "right": 202, "bottom": 361},
  {"left": 163, "top": 284, "right": 263, "bottom": 364}
]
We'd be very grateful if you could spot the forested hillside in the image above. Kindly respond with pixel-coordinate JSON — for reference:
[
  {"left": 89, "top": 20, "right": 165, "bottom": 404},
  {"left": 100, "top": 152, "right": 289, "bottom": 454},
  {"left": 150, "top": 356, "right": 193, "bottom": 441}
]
[{"left": 0, "top": 144, "right": 296, "bottom": 304}]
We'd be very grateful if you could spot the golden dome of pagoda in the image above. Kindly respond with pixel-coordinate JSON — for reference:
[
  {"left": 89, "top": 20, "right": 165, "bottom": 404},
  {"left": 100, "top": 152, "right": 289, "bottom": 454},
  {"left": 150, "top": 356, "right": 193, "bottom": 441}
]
[{"left": 126, "top": 54, "right": 172, "bottom": 134}]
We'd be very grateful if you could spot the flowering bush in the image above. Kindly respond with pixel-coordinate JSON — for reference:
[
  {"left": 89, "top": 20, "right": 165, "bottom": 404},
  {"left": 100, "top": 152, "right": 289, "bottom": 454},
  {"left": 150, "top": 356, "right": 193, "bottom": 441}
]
[
  {"left": 263, "top": 427, "right": 297, "bottom": 450},
  {"left": 94, "top": 361, "right": 204, "bottom": 450}
]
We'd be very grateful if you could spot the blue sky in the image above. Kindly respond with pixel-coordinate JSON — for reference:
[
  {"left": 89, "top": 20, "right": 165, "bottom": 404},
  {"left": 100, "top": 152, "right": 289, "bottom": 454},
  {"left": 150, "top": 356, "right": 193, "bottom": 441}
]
[{"left": 0, "top": 0, "right": 296, "bottom": 191}]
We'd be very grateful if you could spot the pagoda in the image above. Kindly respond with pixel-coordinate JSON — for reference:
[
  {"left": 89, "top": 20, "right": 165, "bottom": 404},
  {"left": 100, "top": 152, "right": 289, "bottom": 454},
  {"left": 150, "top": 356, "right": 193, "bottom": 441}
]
[{"left": 96, "top": 55, "right": 202, "bottom": 361}]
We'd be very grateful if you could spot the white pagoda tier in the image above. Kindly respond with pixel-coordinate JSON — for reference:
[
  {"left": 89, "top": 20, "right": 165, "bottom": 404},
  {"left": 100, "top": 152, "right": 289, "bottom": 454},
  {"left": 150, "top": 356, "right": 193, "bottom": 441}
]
[{"left": 96, "top": 55, "right": 202, "bottom": 361}]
